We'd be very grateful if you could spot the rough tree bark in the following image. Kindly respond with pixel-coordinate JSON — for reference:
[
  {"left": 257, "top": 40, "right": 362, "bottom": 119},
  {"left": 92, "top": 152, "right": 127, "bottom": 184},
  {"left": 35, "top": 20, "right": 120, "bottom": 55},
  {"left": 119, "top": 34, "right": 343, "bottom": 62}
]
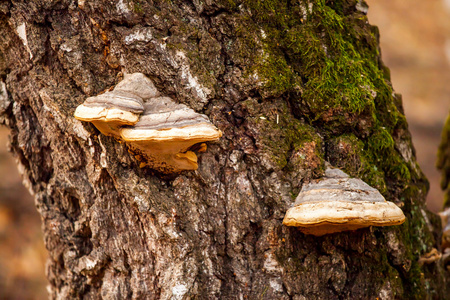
[
  {"left": 438, "top": 114, "right": 450, "bottom": 210},
  {"left": 0, "top": 0, "right": 448, "bottom": 299}
]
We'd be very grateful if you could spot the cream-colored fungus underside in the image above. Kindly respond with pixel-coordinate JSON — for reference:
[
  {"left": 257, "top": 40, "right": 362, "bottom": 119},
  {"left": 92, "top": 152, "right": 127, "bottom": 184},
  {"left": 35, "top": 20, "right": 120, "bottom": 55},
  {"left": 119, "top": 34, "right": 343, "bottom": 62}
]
[
  {"left": 74, "top": 105, "right": 140, "bottom": 137},
  {"left": 283, "top": 200, "right": 405, "bottom": 236},
  {"left": 121, "top": 123, "right": 222, "bottom": 172}
]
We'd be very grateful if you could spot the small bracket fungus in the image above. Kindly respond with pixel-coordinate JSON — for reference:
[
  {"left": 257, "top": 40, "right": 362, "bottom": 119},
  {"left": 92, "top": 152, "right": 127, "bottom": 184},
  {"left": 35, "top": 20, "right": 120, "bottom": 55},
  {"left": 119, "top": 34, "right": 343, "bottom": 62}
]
[
  {"left": 120, "top": 97, "right": 222, "bottom": 173},
  {"left": 74, "top": 73, "right": 160, "bottom": 137},
  {"left": 443, "top": 249, "right": 450, "bottom": 271},
  {"left": 283, "top": 167, "right": 406, "bottom": 236},
  {"left": 74, "top": 91, "right": 144, "bottom": 138},
  {"left": 418, "top": 248, "right": 442, "bottom": 266},
  {"left": 439, "top": 208, "right": 450, "bottom": 250},
  {"left": 74, "top": 73, "right": 221, "bottom": 173}
]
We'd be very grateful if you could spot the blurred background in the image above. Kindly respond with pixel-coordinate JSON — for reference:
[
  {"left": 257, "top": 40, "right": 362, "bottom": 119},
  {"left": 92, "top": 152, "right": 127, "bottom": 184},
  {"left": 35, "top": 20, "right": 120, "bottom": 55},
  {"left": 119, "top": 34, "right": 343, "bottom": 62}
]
[
  {"left": 367, "top": 0, "right": 450, "bottom": 213},
  {"left": 0, "top": 127, "right": 48, "bottom": 299},
  {"left": 0, "top": 0, "right": 449, "bottom": 298}
]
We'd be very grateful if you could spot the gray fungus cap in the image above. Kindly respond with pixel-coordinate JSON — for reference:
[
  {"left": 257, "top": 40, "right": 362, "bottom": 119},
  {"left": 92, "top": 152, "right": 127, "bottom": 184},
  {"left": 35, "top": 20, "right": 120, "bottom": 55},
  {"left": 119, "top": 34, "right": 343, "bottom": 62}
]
[
  {"left": 120, "top": 97, "right": 222, "bottom": 173},
  {"left": 283, "top": 167, "right": 406, "bottom": 236},
  {"left": 74, "top": 90, "right": 144, "bottom": 137},
  {"left": 114, "top": 73, "right": 160, "bottom": 100}
]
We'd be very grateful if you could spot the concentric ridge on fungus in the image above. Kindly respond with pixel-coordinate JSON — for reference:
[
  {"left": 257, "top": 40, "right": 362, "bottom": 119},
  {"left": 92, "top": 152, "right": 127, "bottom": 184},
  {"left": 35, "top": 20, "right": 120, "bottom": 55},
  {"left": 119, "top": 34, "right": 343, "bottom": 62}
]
[
  {"left": 283, "top": 167, "right": 406, "bottom": 236},
  {"left": 74, "top": 90, "right": 144, "bottom": 138},
  {"left": 74, "top": 73, "right": 222, "bottom": 173}
]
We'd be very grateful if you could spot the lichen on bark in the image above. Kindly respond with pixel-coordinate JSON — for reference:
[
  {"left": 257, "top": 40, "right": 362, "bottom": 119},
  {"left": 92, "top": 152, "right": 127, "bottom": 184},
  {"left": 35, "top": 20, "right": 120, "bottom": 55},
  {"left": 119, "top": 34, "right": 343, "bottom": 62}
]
[{"left": 0, "top": 0, "right": 448, "bottom": 299}]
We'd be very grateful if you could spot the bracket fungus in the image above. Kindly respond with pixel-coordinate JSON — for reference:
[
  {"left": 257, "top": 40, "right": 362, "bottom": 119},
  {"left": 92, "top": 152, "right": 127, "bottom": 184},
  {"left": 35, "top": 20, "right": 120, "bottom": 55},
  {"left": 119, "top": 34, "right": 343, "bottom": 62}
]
[
  {"left": 74, "top": 91, "right": 144, "bottom": 138},
  {"left": 283, "top": 167, "right": 406, "bottom": 236},
  {"left": 74, "top": 73, "right": 221, "bottom": 173},
  {"left": 418, "top": 248, "right": 442, "bottom": 266},
  {"left": 74, "top": 73, "right": 162, "bottom": 138},
  {"left": 439, "top": 208, "right": 450, "bottom": 250},
  {"left": 120, "top": 97, "right": 222, "bottom": 173}
]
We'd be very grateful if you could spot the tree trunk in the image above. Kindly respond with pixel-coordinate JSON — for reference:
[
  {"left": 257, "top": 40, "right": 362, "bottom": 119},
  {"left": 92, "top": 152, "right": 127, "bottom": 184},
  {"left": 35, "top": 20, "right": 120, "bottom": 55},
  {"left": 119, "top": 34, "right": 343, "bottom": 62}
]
[
  {"left": 0, "top": 0, "right": 448, "bottom": 299},
  {"left": 438, "top": 113, "right": 450, "bottom": 209}
]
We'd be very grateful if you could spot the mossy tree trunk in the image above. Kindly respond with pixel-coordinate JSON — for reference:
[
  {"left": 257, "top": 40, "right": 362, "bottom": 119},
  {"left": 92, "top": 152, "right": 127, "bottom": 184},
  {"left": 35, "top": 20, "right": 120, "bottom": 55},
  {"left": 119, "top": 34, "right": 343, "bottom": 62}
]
[{"left": 0, "top": 0, "right": 448, "bottom": 298}]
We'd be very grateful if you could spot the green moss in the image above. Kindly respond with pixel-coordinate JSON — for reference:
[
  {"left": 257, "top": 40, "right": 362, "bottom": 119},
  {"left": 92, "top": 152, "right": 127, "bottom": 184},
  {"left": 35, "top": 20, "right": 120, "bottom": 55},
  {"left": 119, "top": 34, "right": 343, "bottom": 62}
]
[
  {"left": 231, "top": 0, "right": 414, "bottom": 190},
  {"left": 393, "top": 219, "right": 428, "bottom": 298},
  {"left": 376, "top": 257, "right": 404, "bottom": 298},
  {"left": 243, "top": 99, "right": 323, "bottom": 170},
  {"left": 257, "top": 51, "right": 298, "bottom": 96},
  {"left": 133, "top": 1, "right": 144, "bottom": 13},
  {"left": 384, "top": 182, "right": 442, "bottom": 298},
  {"left": 258, "top": 117, "right": 322, "bottom": 169},
  {"left": 328, "top": 133, "right": 387, "bottom": 193},
  {"left": 220, "top": 0, "right": 239, "bottom": 10},
  {"left": 403, "top": 188, "right": 435, "bottom": 252},
  {"left": 329, "top": 130, "right": 411, "bottom": 195},
  {"left": 236, "top": 0, "right": 411, "bottom": 184},
  {"left": 402, "top": 258, "right": 426, "bottom": 299},
  {"left": 366, "top": 127, "right": 411, "bottom": 182},
  {"left": 165, "top": 28, "right": 220, "bottom": 98},
  {"left": 243, "top": 0, "right": 378, "bottom": 111}
]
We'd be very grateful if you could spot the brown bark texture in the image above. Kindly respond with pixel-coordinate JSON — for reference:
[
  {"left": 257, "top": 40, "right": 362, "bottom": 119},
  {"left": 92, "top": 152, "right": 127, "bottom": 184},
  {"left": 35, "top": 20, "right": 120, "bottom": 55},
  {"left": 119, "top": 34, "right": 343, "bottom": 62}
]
[
  {"left": 0, "top": 0, "right": 448, "bottom": 299},
  {"left": 437, "top": 113, "right": 450, "bottom": 209}
]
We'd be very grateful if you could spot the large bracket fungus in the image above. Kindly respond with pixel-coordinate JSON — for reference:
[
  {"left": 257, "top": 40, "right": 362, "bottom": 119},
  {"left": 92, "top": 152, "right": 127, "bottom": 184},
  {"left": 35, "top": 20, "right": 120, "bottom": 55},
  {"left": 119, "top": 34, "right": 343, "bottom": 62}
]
[
  {"left": 74, "top": 73, "right": 222, "bottom": 173},
  {"left": 283, "top": 167, "right": 406, "bottom": 236},
  {"left": 120, "top": 97, "right": 222, "bottom": 172}
]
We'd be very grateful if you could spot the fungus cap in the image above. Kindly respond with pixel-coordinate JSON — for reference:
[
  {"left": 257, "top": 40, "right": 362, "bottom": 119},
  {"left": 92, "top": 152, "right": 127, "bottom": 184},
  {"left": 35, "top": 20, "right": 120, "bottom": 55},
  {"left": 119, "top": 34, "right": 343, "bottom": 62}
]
[
  {"left": 418, "top": 248, "right": 442, "bottom": 266},
  {"left": 120, "top": 97, "right": 222, "bottom": 173},
  {"left": 74, "top": 90, "right": 144, "bottom": 137},
  {"left": 283, "top": 168, "right": 406, "bottom": 236}
]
